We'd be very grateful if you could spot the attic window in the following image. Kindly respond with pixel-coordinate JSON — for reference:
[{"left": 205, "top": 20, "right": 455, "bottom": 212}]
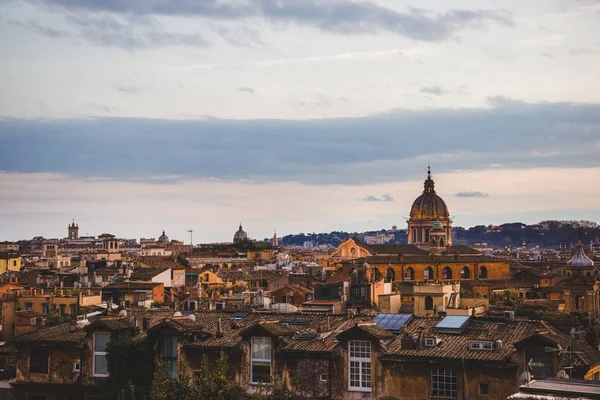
[
  {"left": 424, "top": 338, "right": 440, "bottom": 347},
  {"left": 467, "top": 340, "right": 502, "bottom": 350}
]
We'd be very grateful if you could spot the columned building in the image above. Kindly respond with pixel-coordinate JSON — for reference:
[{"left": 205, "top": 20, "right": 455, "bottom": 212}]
[{"left": 407, "top": 167, "right": 452, "bottom": 249}]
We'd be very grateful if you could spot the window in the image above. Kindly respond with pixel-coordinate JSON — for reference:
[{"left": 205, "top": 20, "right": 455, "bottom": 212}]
[
  {"left": 29, "top": 348, "right": 48, "bottom": 374},
  {"left": 460, "top": 267, "right": 471, "bottom": 279},
  {"left": 251, "top": 337, "right": 271, "bottom": 384},
  {"left": 41, "top": 304, "right": 48, "bottom": 314},
  {"left": 385, "top": 267, "right": 395, "bottom": 283},
  {"left": 424, "top": 267, "right": 434, "bottom": 280},
  {"left": 425, "top": 296, "right": 434, "bottom": 311},
  {"left": 320, "top": 373, "right": 328, "bottom": 382},
  {"left": 70, "top": 305, "right": 76, "bottom": 316},
  {"left": 468, "top": 340, "right": 495, "bottom": 350},
  {"left": 159, "top": 335, "right": 178, "bottom": 378},
  {"left": 59, "top": 304, "right": 66, "bottom": 317},
  {"left": 479, "top": 383, "right": 489, "bottom": 395},
  {"left": 479, "top": 266, "right": 488, "bottom": 279},
  {"left": 432, "top": 369, "right": 457, "bottom": 398},
  {"left": 404, "top": 267, "right": 415, "bottom": 281},
  {"left": 349, "top": 340, "right": 372, "bottom": 392},
  {"left": 442, "top": 267, "right": 452, "bottom": 280},
  {"left": 25, "top": 303, "right": 33, "bottom": 311},
  {"left": 93, "top": 332, "right": 110, "bottom": 377},
  {"left": 424, "top": 338, "right": 437, "bottom": 347}
]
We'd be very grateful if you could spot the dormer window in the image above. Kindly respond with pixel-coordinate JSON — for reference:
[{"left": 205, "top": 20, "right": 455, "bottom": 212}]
[
  {"left": 251, "top": 337, "right": 271, "bottom": 384},
  {"left": 348, "top": 340, "right": 372, "bottom": 392}
]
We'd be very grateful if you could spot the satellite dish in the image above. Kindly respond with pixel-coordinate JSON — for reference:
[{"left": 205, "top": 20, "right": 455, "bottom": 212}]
[
  {"left": 556, "top": 369, "right": 569, "bottom": 379},
  {"left": 118, "top": 310, "right": 127, "bottom": 317},
  {"left": 519, "top": 372, "right": 532, "bottom": 383},
  {"left": 173, "top": 311, "right": 182, "bottom": 317},
  {"left": 188, "top": 314, "right": 196, "bottom": 321},
  {"left": 438, "top": 305, "right": 445, "bottom": 312}
]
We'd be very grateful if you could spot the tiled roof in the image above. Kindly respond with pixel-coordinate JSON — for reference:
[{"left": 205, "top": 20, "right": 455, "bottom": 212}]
[
  {"left": 218, "top": 270, "right": 282, "bottom": 282},
  {"left": 441, "top": 245, "right": 482, "bottom": 255},
  {"left": 361, "top": 243, "right": 429, "bottom": 256},
  {"left": 138, "top": 257, "right": 186, "bottom": 270},
  {"left": 385, "top": 317, "right": 542, "bottom": 362},
  {"left": 130, "top": 267, "right": 169, "bottom": 280},
  {"left": 104, "top": 282, "right": 162, "bottom": 290},
  {"left": 11, "top": 323, "right": 86, "bottom": 346},
  {"left": 399, "top": 303, "right": 415, "bottom": 313}
]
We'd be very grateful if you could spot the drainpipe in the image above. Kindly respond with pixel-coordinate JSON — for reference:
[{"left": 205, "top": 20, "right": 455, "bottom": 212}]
[{"left": 462, "top": 357, "right": 467, "bottom": 400}]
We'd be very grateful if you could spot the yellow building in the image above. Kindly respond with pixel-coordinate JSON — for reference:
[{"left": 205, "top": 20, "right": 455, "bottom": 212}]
[{"left": 0, "top": 251, "right": 21, "bottom": 273}]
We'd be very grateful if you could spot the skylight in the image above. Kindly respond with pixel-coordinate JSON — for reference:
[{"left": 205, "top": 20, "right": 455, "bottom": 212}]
[
  {"left": 231, "top": 312, "right": 249, "bottom": 320},
  {"left": 374, "top": 313, "right": 412, "bottom": 332},
  {"left": 434, "top": 316, "right": 471, "bottom": 332}
]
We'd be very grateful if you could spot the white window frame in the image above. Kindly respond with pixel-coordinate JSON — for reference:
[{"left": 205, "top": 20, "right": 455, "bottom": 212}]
[
  {"left": 425, "top": 338, "right": 436, "bottom": 347},
  {"left": 93, "top": 332, "right": 110, "bottom": 377},
  {"left": 348, "top": 340, "right": 372, "bottom": 392},
  {"left": 468, "top": 340, "right": 495, "bottom": 350},
  {"left": 250, "top": 336, "right": 272, "bottom": 385}
]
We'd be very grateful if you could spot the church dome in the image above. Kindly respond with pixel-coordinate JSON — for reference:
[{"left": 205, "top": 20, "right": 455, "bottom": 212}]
[
  {"left": 410, "top": 167, "right": 449, "bottom": 220},
  {"left": 567, "top": 240, "right": 594, "bottom": 267},
  {"left": 158, "top": 230, "right": 169, "bottom": 243},
  {"left": 233, "top": 224, "right": 248, "bottom": 243}
]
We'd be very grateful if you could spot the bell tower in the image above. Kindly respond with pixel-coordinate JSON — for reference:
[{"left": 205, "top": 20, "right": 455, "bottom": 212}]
[{"left": 68, "top": 220, "right": 79, "bottom": 240}]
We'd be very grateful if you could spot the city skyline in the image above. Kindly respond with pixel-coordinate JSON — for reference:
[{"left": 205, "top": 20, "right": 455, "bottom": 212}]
[{"left": 1, "top": 0, "right": 599, "bottom": 240}]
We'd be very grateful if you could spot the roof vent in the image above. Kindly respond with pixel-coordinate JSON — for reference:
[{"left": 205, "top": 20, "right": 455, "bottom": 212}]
[{"left": 173, "top": 311, "right": 182, "bottom": 317}]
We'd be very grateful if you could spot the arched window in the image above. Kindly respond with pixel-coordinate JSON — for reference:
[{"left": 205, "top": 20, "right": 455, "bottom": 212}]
[
  {"left": 460, "top": 266, "right": 471, "bottom": 279},
  {"left": 425, "top": 296, "right": 433, "bottom": 311},
  {"left": 385, "top": 267, "right": 395, "bottom": 283},
  {"left": 439, "top": 238, "right": 444, "bottom": 247},
  {"left": 370, "top": 268, "right": 381, "bottom": 282},
  {"left": 575, "top": 295, "right": 585, "bottom": 311},
  {"left": 431, "top": 238, "right": 437, "bottom": 247},
  {"left": 442, "top": 267, "right": 452, "bottom": 280},
  {"left": 404, "top": 267, "right": 415, "bottom": 281},
  {"left": 479, "top": 266, "right": 488, "bottom": 279},
  {"left": 424, "top": 267, "right": 434, "bottom": 281}
]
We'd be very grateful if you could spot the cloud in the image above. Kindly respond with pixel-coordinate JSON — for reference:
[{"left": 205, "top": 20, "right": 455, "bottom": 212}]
[
  {"left": 26, "top": 0, "right": 515, "bottom": 42},
  {"left": 116, "top": 85, "right": 139, "bottom": 94},
  {"left": 235, "top": 87, "right": 255, "bottom": 94},
  {"left": 420, "top": 86, "right": 443, "bottom": 96},
  {"left": 361, "top": 195, "right": 395, "bottom": 202},
  {"left": 1, "top": 99, "right": 599, "bottom": 185},
  {"left": 455, "top": 191, "right": 489, "bottom": 198},
  {"left": 5, "top": 13, "right": 209, "bottom": 50},
  {"left": 569, "top": 48, "right": 599, "bottom": 56},
  {"left": 179, "top": 49, "right": 414, "bottom": 70},
  {"left": 212, "top": 25, "right": 265, "bottom": 47}
]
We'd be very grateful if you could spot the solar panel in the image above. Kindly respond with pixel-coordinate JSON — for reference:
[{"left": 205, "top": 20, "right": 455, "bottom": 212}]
[
  {"left": 231, "top": 312, "right": 249, "bottom": 320},
  {"left": 296, "top": 332, "right": 317, "bottom": 341},
  {"left": 434, "top": 316, "right": 471, "bottom": 330},
  {"left": 374, "top": 313, "right": 412, "bottom": 332},
  {"left": 280, "top": 317, "right": 313, "bottom": 326}
]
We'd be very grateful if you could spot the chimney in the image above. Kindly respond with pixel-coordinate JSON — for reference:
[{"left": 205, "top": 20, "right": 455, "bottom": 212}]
[
  {"left": 216, "top": 318, "right": 224, "bottom": 338},
  {"left": 142, "top": 317, "right": 149, "bottom": 331},
  {"left": 106, "top": 298, "right": 112, "bottom": 314}
]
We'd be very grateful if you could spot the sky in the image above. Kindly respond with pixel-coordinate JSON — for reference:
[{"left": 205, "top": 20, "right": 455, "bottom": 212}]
[{"left": 0, "top": 0, "right": 599, "bottom": 242}]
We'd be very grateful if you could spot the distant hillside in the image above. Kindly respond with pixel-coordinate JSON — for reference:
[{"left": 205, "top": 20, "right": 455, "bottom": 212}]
[
  {"left": 276, "top": 220, "right": 599, "bottom": 249},
  {"left": 453, "top": 220, "right": 600, "bottom": 248}
]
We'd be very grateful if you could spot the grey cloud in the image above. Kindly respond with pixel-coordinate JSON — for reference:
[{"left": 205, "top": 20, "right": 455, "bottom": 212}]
[
  {"left": 5, "top": 13, "right": 209, "bottom": 50},
  {"left": 569, "top": 48, "right": 599, "bottom": 55},
  {"left": 86, "top": 103, "right": 117, "bottom": 113},
  {"left": 6, "top": 18, "right": 72, "bottom": 38},
  {"left": 541, "top": 52, "right": 555, "bottom": 59},
  {"left": 1, "top": 99, "right": 599, "bottom": 185},
  {"left": 486, "top": 95, "right": 527, "bottom": 107},
  {"left": 212, "top": 25, "right": 264, "bottom": 47},
  {"left": 420, "top": 86, "right": 443, "bottom": 96},
  {"left": 117, "top": 85, "right": 139, "bottom": 94},
  {"left": 28, "top": 0, "right": 515, "bottom": 42},
  {"left": 361, "top": 195, "right": 395, "bottom": 202},
  {"left": 455, "top": 191, "right": 489, "bottom": 198},
  {"left": 235, "top": 87, "right": 255, "bottom": 94}
]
